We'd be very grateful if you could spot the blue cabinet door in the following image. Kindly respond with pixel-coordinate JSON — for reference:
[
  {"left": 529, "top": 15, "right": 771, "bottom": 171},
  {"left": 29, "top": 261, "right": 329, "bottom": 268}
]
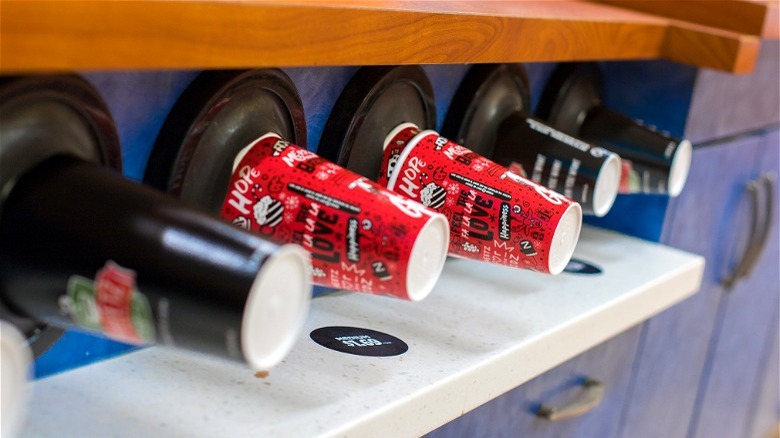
[
  {"left": 691, "top": 128, "right": 780, "bottom": 438},
  {"left": 684, "top": 41, "right": 779, "bottom": 144},
  {"left": 748, "top": 315, "right": 779, "bottom": 438},
  {"left": 745, "top": 131, "right": 780, "bottom": 438},
  {"left": 620, "top": 136, "right": 764, "bottom": 438},
  {"left": 425, "top": 326, "right": 642, "bottom": 438}
]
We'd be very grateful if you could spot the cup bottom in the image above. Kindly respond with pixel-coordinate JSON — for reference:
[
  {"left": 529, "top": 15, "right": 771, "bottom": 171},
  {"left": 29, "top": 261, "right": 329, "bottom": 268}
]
[
  {"left": 668, "top": 139, "right": 692, "bottom": 197},
  {"left": 241, "top": 244, "right": 311, "bottom": 369},
  {"left": 593, "top": 153, "right": 622, "bottom": 217},
  {"left": 406, "top": 214, "right": 450, "bottom": 301},
  {"left": 548, "top": 202, "right": 583, "bottom": 275}
]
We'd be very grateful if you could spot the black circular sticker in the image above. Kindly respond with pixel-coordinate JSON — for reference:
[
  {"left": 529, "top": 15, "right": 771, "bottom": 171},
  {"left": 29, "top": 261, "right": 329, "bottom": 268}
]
[
  {"left": 563, "top": 258, "right": 603, "bottom": 275},
  {"left": 310, "top": 326, "right": 408, "bottom": 357}
]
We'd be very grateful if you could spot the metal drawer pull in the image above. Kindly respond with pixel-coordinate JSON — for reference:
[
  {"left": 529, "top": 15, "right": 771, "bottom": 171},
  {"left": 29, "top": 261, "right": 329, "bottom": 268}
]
[
  {"left": 722, "top": 173, "right": 775, "bottom": 290},
  {"left": 536, "top": 377, "right": 605, "bottom": 421},
  {"left": 739, "top": 174, "right": 776, "bottom": 278}
]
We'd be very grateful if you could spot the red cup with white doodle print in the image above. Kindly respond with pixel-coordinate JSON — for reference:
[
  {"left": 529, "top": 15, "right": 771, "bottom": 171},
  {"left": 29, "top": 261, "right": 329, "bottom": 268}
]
[
  {"left": 221, "top": 133, "right": 450, "bottom": 301},
  {"left": 381, "top": 123, "right": 582, "bottom": 275}
]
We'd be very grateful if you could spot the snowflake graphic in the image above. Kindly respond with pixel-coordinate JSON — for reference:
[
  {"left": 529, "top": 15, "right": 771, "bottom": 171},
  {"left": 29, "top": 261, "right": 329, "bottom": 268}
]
[
  {"left": 283, "top": 211, "right": 296, "bottom": 224},
  {"left": 471, "top": 160, "right": 487, "bottom": 171},
  {"left": 284, "top": 196, "right": 300, "bottom": 209},
  {"left": 447, "top": 183, "right": 461, "bottom": 195},
  {"left": 323, "top": 164, "right": 339, "bottom": 174},
  {"left": 316, "top": 171, "right": 330, "bottom": 181},
  {"left": 288, "top": 148, "right": 315, "bottom": 162},
  {"left": 445, "top": 196, "right": 456, "bottom": 207},
  {"left": 450, "top": 144, "right": 471, "bottom": 156},
  {"left": 462, "top": 242, "right": 479, "bottom": 253},
  {"left": 311, "top": 267, "right": 327, "bottom": 278}
]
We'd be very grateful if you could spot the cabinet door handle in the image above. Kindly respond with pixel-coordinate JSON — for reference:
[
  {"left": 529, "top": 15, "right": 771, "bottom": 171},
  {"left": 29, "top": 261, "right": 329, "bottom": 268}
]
[
  {"left": 722, "top": 173, "right": 775, "bottom": 290},
  {"left": 536, "top": 377, "right": 604, "bottom": 421}
]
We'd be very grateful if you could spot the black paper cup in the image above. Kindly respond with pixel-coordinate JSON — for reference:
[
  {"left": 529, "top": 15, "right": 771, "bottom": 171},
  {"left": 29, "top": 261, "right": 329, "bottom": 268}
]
[
  {"left": 494, "top": 112, "right": 621, "bottom": 217},
  {"left": 537, "top": 62, "right": 692, "bottom": 198},
  {"left": 0, "top": 157, "right": 311, "bottom": 369},
  {"left": 578, "top": 106, "right": 692, "bottom": 197}
]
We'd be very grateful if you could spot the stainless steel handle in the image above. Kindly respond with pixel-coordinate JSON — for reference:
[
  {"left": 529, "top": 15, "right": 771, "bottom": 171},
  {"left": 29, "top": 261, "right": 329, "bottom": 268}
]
[
  {"left": 722, "top": 173, "right": 775, "bottom": 290},
  {"left": 536, "top": 377, "right": 605, "bottom": 422}
]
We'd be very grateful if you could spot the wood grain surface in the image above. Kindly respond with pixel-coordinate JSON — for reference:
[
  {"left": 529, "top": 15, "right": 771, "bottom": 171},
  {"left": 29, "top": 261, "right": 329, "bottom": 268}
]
[
  {"left": 596, "top": 0, "right": 780, "bottom": 39},
  {"left": 663, "top": 20, "right": 760, "bottom": 74},
  {"left": 0, "top": 1, "right": 761, "bottom": 73}
]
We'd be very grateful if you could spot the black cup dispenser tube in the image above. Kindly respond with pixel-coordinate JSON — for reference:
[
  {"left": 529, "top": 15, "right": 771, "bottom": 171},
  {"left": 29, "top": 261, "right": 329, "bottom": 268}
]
[
  {"left": 144, "top": 69, "right": 308, "bottom": 215},
  {"left": 537, "top": 62, "right": 692, "bottom": 197},
  {"left": 318, "top": 65, "right": 437, "bottom": 181},
  {"left": 441, "top": 64, "right": 623, "bottom": 218},
  {"left": 0, "top": 76, "right": 311, "bottom": 370}
]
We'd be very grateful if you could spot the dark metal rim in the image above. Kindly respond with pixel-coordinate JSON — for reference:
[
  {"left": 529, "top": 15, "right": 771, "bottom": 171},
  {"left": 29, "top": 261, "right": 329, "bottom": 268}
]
[
  {"left": 0, "top": 301, "right": 65, "bottom": 359},
  {"left": 0, "top": 75, "right": 122, "bottom": 201},
  {"left": 441, "top": 63, "right": 531, "bottom": 149},
  {"left": 318, "top": 65, "right": 436, "bottom": 168},
  {"left": 143, "top": 69, "right": 307, "bottom": 195},
  {"left": 535, "top": 62, "right": 604, "bottom": 135},
  {"left": 0, "top": 74, "right": 120, "bottom": 356}
]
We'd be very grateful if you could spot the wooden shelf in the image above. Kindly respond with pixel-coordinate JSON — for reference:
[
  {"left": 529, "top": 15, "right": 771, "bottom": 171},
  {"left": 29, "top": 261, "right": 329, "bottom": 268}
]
[
  {"left": 0, "top": 1, "right": 760, "bottom": 74},
  {"left": 595, "top": 0, "right": 780, "bottom": 39}
]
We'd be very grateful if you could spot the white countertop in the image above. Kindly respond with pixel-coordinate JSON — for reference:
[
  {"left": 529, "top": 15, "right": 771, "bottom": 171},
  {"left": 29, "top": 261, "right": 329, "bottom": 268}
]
[{"left": 21, "top": 226, "right": 705, "bottom": 437}]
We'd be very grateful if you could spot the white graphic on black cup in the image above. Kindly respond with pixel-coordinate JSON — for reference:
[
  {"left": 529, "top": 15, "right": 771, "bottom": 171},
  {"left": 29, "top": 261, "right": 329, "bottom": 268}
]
[
  {"left": 254, "top": 195, "right": 284, "bottom": 227},
  {"left": 577, "top": 107, "right": 691, "bottom": 197},
  {"left": 420, "top": 183, "right": 446, "bottom": 209},
  {"left": 494, "top": 114, "right": 620, "bottom": 217}
]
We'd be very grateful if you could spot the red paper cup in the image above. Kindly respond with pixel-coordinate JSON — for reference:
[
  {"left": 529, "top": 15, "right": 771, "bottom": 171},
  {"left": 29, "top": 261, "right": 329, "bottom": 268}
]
[
  {"left": 381, "top": 124, "right": 582, "bottom": 275},
  {"left": 221, "top": 134, "right": 450, "bottom": 301}
]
